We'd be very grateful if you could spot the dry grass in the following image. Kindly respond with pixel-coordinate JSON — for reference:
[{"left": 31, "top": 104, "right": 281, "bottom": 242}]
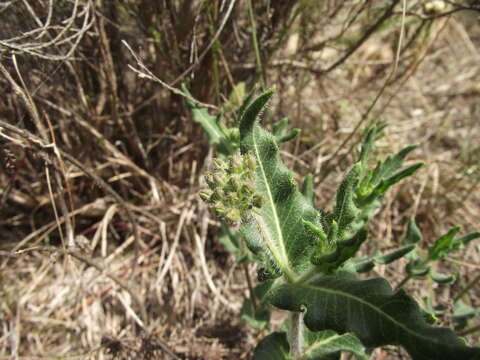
[{"left": 1, "top": 1, "right": 479, "bottom": 359}]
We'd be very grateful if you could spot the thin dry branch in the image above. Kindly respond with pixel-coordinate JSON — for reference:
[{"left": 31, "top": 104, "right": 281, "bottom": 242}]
[
  {"left": 0, "top": 0, "right": 94, "bottom": 61},
  {"left": 0, "top": 118, "right": 141, "bottom": 286}
]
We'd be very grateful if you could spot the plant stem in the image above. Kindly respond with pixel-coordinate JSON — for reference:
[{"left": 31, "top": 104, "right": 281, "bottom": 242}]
[
  {"left": 242, "top": 262, "right": 258, "bottom": 311},
  {"left": 454, "top": 272, "right": 480, "bottom": 303},
  {"left": 291, "top": 312, "right": 303, "bottom": 359},
  {"left": 247, "top": 0, "right": 266, "bottom": 88},
  {"left": 395, "top": 274, "right": 412, "bottom": 290},
  {"left": 459, "top": 323, "right": 480, "bottom": 336}
]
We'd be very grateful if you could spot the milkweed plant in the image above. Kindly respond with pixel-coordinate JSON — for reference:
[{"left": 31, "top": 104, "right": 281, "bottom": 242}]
[{"left": 185, "top": 85, "right": 480, "bottom": 360}]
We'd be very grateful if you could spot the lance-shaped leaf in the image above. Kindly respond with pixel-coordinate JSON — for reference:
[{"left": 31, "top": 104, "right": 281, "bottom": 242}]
[
  {"left": 302, "top": 174, "right": 315, "bottom": 207},
  {"left": 357, "top": 131, "right": 423, "bottom": 206},
  {"left": 239, "top": 89, "right": 323, "bottom": 281},
  {"left": 183, "top": 84, "right": 236, "bottom": 156},
  {"left": 403, "top": 220, "right": 480, "bottom": 283},
  {"left": 331, "top": 165, "right": 361, "bottom": 241},
  {"left": 301, "top": 329, "right": 368, "bottom": 360},
  {"left": 268, "top": 276, "right": 480, "bottom": 360},
  {"left": 252, "top": 332, "right": 290, "bottom": 360},
  {"left": 272, "top": 117, "right": 301, "bottom": 143},
  {"left": 453, "top": 302, "right": 480, "bottom": 330},
  {"left": 252, "top": 330, "right": 368, "bottom": 360},
  {"left": 353, "top": 244, "right": 416, "bottom": 273}
]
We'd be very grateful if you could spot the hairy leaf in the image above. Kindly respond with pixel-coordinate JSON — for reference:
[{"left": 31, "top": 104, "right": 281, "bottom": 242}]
[
  {"left": 252, "top": 330, "right": 368, "bottom": 360},
  {"left": 269, "top": 276, "right": 480, "bottom": 360},
  {"left": 302, "top": 329, "right": 368, "bottom": 360},
  {"left": 332, "top": 165, "right": 361, "bottom": 241},
  {"left": 183, "top": 85, "right": 235, "bottom": 155},
  {"left": 302, "top": 174, "right": 315, "bottom": 207},
  {"left": 272, "top": 117, "right": 300, "bottom": 143},
  {"left": 428, "top": 226, "right": 462, "bottom": 261},
  {"left": 404, "top": 219, "right": 423, "bottom": 244},
  {"left": 239, "top": 89, "right": 322, "bottom": 281},
  {"left": 312, "top": 228, "right": 368, "bottom": 272},
  {"left": 353, "top": 244, "right": 416, "bottom": 273},
  {"left": 252, "top": 332, "right": 290, "bottom": 360}
]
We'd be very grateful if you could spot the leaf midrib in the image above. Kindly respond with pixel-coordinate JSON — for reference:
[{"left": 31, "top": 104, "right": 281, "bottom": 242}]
[
  {"left": 252, "top": 127, "right": 294, "bottom": 281},
  {"left": 302, "top": 333, "right": 342, "bottom": 359},
  {"left": 299, "top": 282, "right": 445, "bottom": 346}
]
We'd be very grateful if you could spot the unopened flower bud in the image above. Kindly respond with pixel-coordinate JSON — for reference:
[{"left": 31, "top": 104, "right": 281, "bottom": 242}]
[
  {"left": 199, "top": 189, "right": 213, "bottom": 203},
  {"left": 245, "top": 153, "right": 257, "bottom": 171},
  {"left": 213, "top": 158, "right": 227, "bottom": 170},
  {"left": 241, "top": 183, "right": 255, "bottom": 197},
  {"left": 228, "top": 128, "right": 240, "bottom": 143},
  {"left": 228, "top": 174, "right": 241, "bottom": 191},
  {"left": 205, "top": 174, "right": 216, "bottom": 189},
  {"left": 221, "top": 193, "right": 234, "bottom": 208},
  {"left": 252, "top": 194, "right": 264, "bottom": 208},
  {"left": 212, "top": 188, "right": 225, "bottom": 202},
  {"left": 213, "top": 202, "right": 227, "bottom": 215},
  {"left": 225, "top": 208, "right": 241, "bottom": 223},
  {"left": 230, "top": 153, "right": 244, "bottom": 173},
  {"left": 213, "top": 173, "right": 227, "bottom": 187}
]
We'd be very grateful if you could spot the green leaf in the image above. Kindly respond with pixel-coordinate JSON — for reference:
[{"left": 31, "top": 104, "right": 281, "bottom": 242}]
[
  {"left": 218, "top": 223, "right": 240, "bottom": 254},
  {"left": 430, "top": 269, "right": 455, "bottom": 284},
  {"left": 405, "top": 254, "right": 430, "bottom": 277},
  {"left": 269, "top": 276, "right": 480, "bottom": 360},
  {"left": 453, "top": 302, "right": 480, "bottom": 330},
  {"left": 332, "top": 165, "right": 361, "bottom": 240},
  {"left": 370, "top": 145, "right": 418, "bottom": 187},
  {"left": 240, "top": 280, "right": 274, "bottom": 330},
  {"left": 359, "top": 128, "right": 375, "bottom": 170},
  {"left": 404, "top": 219, "right": 423, "bottom": 245},
  {"left": 302, "top": 329, "right": 369, "bottom": 360},
  {"left": 374, "top": 244, "right": 416, "bottom": 264},
  {"left": 252, "top": 332, "right": 290, "bottom": 360},
  {"left": 373, "top": 163, "right": 424, "bottom": 197},
  {"left": 428, "top": 227, "right": 462, "bottom": 261},
  {"left": 253, "top": 329, "right": 369, "bottom": 360},
  {"left": 183, "top": 84, "right": 235, "bottom": 156},
  {"left": 358, "top": 143, "right": 422, "bottom": 205},
  {"left": 352, "top": 244, "right": 415, "bottom": 274},
  {"left": 238, "top": 86, "right": 258, "bottom": 120},
  {"left": 312, "top": 228, "right": 368, "bottom": 272},
  {"left": 457, "top": 232, "right": 480, "bottom": 246},
  {"left": 272, "top": 118, "right": 300, "bottom": 143},
  {"left": 421, "top": 297, "right": 438, "bottom": 324},
  {"left": 239, "top": 89, "right": 322, "bottom": 281},
  {"left": 241, "top": 298, "right": 271, "bottom": 330},
  {"left": 222, "top": 82, "right": 246, "bottom": 114},
  {"left": 302, "top": 174, "right": 315, "bottom": 207}
]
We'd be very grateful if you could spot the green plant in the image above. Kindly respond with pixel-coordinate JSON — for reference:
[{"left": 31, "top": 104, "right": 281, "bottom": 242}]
[{"left": 192, "top": 87, "right": 480, "bottom": 359}]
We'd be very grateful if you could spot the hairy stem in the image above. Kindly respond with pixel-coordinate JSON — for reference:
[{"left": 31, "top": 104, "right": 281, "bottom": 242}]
[{"left": 291, "top": 312, "right": 303, "bottom": 359}]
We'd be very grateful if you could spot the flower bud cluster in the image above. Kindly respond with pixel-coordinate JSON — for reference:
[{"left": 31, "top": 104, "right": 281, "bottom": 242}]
[{"left": 199, "top": 152, "right": 263, "bottom": 223}]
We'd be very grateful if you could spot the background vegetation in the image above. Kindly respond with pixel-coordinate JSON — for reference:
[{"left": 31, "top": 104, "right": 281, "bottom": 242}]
[{"left": 0, "top": 0, "right": 479, "bottom": 358}]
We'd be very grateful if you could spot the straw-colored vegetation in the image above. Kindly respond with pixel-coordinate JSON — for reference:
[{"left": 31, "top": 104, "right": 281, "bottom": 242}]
[{"left": 0, "top": 1, "right": 479, "bottom": 359}]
